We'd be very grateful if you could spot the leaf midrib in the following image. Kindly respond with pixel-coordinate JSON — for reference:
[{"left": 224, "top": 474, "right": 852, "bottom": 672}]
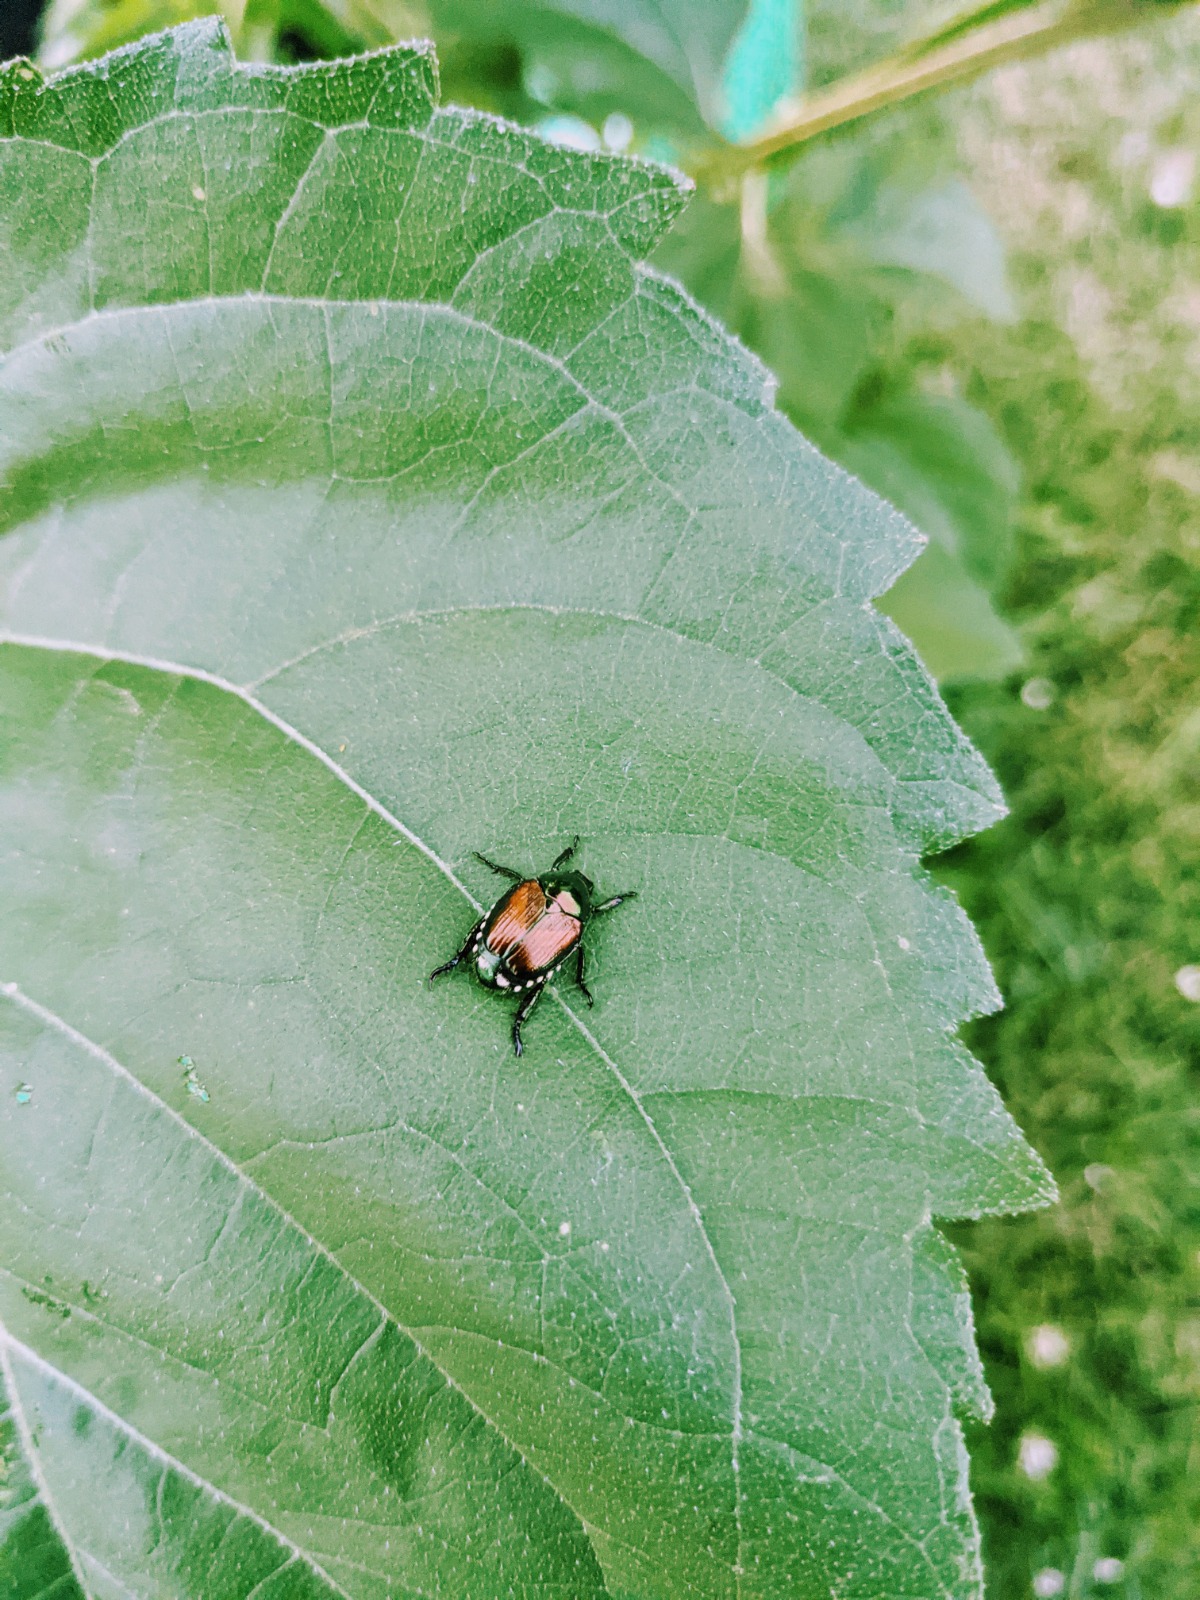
[
  {"left": 5, "top": 627, "right": 1034, "bottom": 1213},
  {"left": 2, "top": 980, "right": 625, "bottom": 1587},
  {"left": 5, "top": 625, "right": 1007, "bottom": 1123},
  {"left": 0, "top": 1336, "right": 92, "bottom": 1600},
  {"left": 0, "top": 626, "right": 748, "bottom": 1577}
]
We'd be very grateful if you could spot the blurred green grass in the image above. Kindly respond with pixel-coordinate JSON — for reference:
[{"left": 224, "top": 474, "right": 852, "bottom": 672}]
[
  {"left": 932, "top": 30, "right": 1200, "bottom": 1592},
  {"left": 944, "top": 319, "right": 1200, "bottom": 1593}
]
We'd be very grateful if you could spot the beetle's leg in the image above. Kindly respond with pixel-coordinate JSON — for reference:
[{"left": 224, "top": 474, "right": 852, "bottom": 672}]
[
  {"left": 551, "top": 835, "right": 581, "bottom": 870},
  {"left": 575, "top": 942, "right": 594, "bottom": 1008},
  {"left": 429, "top": 918, "right": 484, "bottom": 984},
  {"left": 474, "top": 852, "right": 523, "bottom": 881},
  {"left": 511, "top": 980, "right": 546, "bottom": 1057},
  {"left": 592, "top": 890, "right": 637, "bottom": 915}
]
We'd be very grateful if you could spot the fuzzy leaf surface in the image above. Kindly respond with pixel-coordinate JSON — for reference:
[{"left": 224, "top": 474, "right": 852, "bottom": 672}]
[{"left": 0, "top": 23, "right": 1051, "bottom": 1599}]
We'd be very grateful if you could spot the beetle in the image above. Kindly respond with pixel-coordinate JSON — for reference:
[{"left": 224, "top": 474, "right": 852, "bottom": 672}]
[{"left": 429, "top": 837, "right": 637, "bottom": 1056}]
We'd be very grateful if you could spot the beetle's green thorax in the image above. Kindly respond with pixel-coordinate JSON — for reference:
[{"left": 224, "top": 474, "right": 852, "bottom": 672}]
[{"left": 539, "top": 869, "right": 594, "bottom": 917}]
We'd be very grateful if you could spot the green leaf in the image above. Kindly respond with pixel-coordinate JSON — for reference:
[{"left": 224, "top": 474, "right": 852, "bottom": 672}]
[
  {"left": 651, "top": 164, "right": 1023, "bottom": 685},
  {"left": 0, "top": 22, "right": 1051, "bottom": 1598},
  {"left": 432, "top": 4, "right": 706, "bottom": 140},
  {"left": 650, "top": 188, "right": 888, "bottom": 441},
  {"left": 841, "top": 392, "right": 1020, "bottom": 587},
  {"left": 843, "top": 178, "right": 1017, "bottom": 324},
  {"left": 429, "top": 0, "right": 759, "bottom": 126},
  {"left": 876, "top": 542, "right": 1024, "bottom": 684},
  {"left": 838, "top": 391, "right": 1025, "bottom": 681},
  {"left": 717, "top": 0, "right": 804, "bottom": 143},
  {"left": 0, "top": 1364, "right": 86, "bottom": 1600}
]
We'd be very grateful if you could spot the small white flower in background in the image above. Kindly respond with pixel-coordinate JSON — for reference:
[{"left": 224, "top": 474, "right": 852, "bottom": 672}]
[
  {"left": 1149, "top": 148, "right": 1195, "bottom": 208},
  {"left": 39, "top": 33, "right": 81, "bottom": 69},
  {"left": 1093, "top": 1557, "right": 1125, "bottom": 1583},
  {"left": 1084, "top": 1163, "right": 1114, "bottom": 1192},
  {"left": 538, "top": 115, "right": 602, "bottom": 152},
  {"left": 602, "top": 113, "right": 634, "bottom": 153},
  {"left": 1018, "top": 1432, "right": 1058, "bottom": 1480},
  {"left": 1021, "top": 677, "right": 1056, "bottom": 710},
  {"left": 1027, "top": 1324, "right": 1070, "bottom": 1368},
  {"left": 1174, "top": 964, "right": 1200, "bottom": 1003},
  {"left": 1115, "top": 129, "right": 1150, "bottom": 167},
  {"left": 525, "top": 64, "right": 558, "bottom": 104},
  {"left": 1032, "top": 1569, "right": 1065, "bottom": 1598}
]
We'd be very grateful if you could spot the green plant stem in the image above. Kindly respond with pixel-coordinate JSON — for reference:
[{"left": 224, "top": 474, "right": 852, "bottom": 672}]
[{"left": 691, "top": 0, "right": 1192, "bottom": 184}]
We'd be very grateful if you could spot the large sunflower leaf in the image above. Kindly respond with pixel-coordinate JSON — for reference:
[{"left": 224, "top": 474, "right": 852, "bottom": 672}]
[{"left": 0, "top": 22, "right": 1051, "bottom": 1599}]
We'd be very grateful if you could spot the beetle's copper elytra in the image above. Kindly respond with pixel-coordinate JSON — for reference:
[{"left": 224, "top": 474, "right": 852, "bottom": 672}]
[{"left": 429, "top": 837, "right": 637, "bottom": 1055}]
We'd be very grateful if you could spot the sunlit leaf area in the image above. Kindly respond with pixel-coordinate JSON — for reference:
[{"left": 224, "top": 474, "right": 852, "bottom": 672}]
[{"left": 1, "top": 2, "right": 1197, "bottom": 1597}]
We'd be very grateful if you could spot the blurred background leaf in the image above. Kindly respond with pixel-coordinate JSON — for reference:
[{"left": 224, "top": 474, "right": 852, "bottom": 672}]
[{"left": 717, "top": 0, "right": 804, "bottom": 141}]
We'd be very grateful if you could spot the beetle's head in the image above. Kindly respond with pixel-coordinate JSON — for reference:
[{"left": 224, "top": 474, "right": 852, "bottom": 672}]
[{"left": 543, "top": 869, "right": 594, "bottom": 916}]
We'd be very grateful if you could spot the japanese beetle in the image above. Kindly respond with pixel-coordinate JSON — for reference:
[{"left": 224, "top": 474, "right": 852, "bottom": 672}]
[{"left": 429, "top": 837, "right": 636, "bottom": 1056}]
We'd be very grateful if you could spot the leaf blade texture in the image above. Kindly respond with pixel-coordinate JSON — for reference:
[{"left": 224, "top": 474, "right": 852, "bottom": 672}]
[{"left": 0, "top": 23, "right": 1052, "bottom": 1598}]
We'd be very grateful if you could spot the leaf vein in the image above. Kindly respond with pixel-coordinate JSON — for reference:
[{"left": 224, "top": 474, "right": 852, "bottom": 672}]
[
  {"left": 0, "top": 980, "right": 633, "bottom": 1585},
  {"left": 0, "top": 1334, "right": 94, "bottom": 1600}
]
